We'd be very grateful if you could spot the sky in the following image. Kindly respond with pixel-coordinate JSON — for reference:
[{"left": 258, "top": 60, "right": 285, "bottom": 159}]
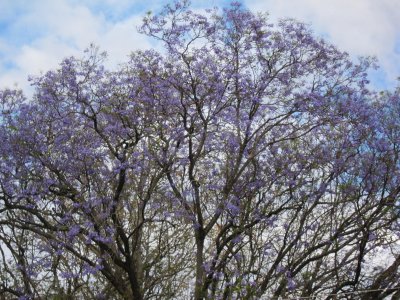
[{"left": 0, "top": 0, "right": 399, "bottom": 95}]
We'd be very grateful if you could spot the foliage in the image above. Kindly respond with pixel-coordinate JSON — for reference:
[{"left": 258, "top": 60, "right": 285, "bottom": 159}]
[{"left": 0, "top": 1, "right": 399, "bottom": 299}]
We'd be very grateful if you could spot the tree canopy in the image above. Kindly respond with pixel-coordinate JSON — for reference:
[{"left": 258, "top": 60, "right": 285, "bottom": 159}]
[{"left": 0, "top": 1, "right": 399, "bottom": 299}]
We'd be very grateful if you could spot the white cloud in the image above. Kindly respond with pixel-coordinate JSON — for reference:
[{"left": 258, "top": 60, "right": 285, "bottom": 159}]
[
  {"left": 98, "top": 15, "right": 153, "bottom": 67},
  {"left": 0, "top": 0, "right": 399, "bottom": 94},
  {"left": 0, "top": 0, "right": 152, "bottom": 93},
  {"left": 245, "top": 0, "right": 399, "bottom": 55},
  {"left": 245, "top": 0, "right": 400, "bottom": 88}
]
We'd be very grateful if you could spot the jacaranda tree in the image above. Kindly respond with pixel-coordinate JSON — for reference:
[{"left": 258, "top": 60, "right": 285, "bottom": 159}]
[{"left": 0, "top": 1, "right": 399, "bottom": 299}]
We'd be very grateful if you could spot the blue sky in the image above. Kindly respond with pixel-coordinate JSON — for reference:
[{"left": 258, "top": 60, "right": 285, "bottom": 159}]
[{"left": 0, "top": 0, "right": 399, "bottom": 94}]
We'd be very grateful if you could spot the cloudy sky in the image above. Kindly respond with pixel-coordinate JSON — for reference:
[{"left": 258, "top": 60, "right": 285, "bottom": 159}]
[{"left": 0, "top": 0, "right": 399, "bottom": 94}]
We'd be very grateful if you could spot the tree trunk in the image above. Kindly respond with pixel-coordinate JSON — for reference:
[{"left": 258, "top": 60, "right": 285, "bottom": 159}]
[{"left": 194, "top": 230, "right": 205, "bottom": 300}]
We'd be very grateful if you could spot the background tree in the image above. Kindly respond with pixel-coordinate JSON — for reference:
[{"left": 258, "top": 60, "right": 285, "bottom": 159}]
[{"left": 0, "top": 1, "right": 399, "bottom": 299}]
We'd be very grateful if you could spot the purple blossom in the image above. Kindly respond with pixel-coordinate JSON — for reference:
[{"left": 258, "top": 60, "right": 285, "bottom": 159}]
[
  {"left": 67, "top": 225, "right": 80, "bottom": 240},
  {"left": 60, "top": 271, "right": 78, "bottom": 279},
  {"left": 226, "top": 202, "right": 240, "bottom": 216},
  {"left": 287, "top": 278, "right": 296, "bottom": 291},
  {"left": 0, "top": 2, "right": 398, "bottom": 299},
  {"left": 83, "top": 262, "right": 104, "bottom": 276}
]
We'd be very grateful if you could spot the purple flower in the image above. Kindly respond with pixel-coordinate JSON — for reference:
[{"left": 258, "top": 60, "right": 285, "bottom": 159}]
[
  {"left": 226, "top": 202, "right": 240, "bottom": 216},
  {"left": 83, "top": 262, "right": 104, "bottom": 275},
  {"left": 276, "top": 265, "right": 285, "bottom": 273},
  {"left": 232, "top": 235, "right": 242, "bottom": 244},
  {"left": 287, "top": 278, "right": 296, "bottom": 291},
  {"left": 60, "top": 271, "right": 78, "bottom": 279},
  {"left": 67, "top": 225, "right": 80, "bottom": 240}
]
